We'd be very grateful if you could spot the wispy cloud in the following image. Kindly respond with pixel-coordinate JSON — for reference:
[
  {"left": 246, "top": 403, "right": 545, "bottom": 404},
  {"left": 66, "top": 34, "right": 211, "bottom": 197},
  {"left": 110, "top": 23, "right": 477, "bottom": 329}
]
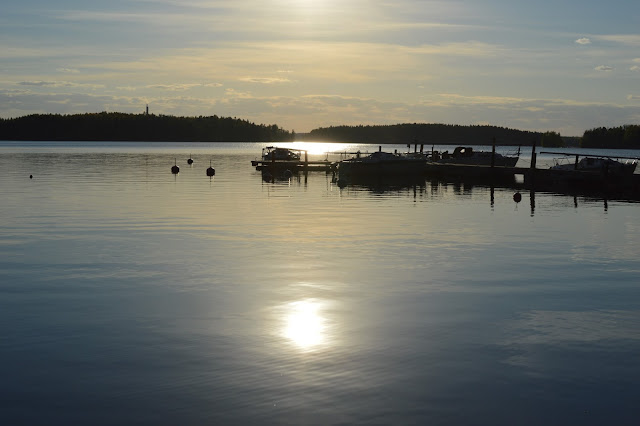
[
  {"left": 575, "top": 37, "right": 591, "bottom": 45},
  {"left": 146, "top": 83, "right": 222, "bottom": 91},
  {"left": 594, "top": 65, "right": 614, "bottom": 71},
  {"left": 2, "top": 89, "right": 640, "bottom": 135},
  {"left": 17, "top": 81, "right": 105, "bottom": 89},
  {"left": 238, "top": 77, "right": 292, "bottom": 84},
  {"left": 56, "top": 68, "right": 80, "bottom": 74},
  {"left": 596, "top": 34, "right": 640, "bottom": 46}
]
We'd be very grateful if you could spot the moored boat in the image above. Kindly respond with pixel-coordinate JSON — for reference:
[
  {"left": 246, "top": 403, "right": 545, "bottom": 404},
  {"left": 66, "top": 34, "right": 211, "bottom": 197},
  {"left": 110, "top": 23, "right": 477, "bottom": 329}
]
[
  {"left": 338, "top": 147, "right": 427, "bottom": 179},
  {"left": 431, "top": 146, "right": 519, "bottom": 167},
  {"left": 550, "top": 155, "right": 637, "bottom": 176}
]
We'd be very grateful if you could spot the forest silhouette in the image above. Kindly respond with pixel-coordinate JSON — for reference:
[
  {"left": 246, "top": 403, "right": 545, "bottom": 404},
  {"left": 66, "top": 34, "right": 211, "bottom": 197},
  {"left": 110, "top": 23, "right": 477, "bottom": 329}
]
[{"left": 1, "top": 112, "right": 639, "bottom": 148}]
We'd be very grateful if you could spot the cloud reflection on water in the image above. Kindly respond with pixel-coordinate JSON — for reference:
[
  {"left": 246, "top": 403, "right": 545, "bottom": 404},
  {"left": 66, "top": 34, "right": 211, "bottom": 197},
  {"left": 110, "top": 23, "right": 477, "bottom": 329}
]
[{"left": 503, "top": 309, "right": 640, "bottom": 374}]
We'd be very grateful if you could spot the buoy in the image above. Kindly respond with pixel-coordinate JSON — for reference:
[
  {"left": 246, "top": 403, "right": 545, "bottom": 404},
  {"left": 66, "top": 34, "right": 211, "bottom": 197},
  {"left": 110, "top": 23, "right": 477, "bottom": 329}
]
[
  {"left": 206, "top": 159, "right": 215, "bottom": 177},
  {"left": 283, "top": 169, "right": 293, "bottom": 179},
  {"left": 29, "top": 175, "right": 33, "bottom": 179},
  {"left": 513, "top": 192, "right": 522, "bottom": 203},
  {"left": 171, "top": 158, "right": 180, "bottom": 174},
  {"left": 187, "top": 154, "right": 193, "bottom": 165}
]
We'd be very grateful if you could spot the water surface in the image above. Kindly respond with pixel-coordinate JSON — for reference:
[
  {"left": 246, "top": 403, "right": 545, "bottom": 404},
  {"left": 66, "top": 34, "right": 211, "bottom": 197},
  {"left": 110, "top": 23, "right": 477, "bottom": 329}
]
[{"left": 1, "top": 142, "right": 639, "bottom": 425}]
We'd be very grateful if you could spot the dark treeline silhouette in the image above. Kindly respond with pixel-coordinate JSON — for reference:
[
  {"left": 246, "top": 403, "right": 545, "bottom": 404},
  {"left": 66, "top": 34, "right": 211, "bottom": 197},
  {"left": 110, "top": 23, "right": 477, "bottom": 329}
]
[
  {"left": 581, "top": 125, "right": 640, "bottom": 149},
  {"left": 0, "top": 112, "right": 294, "bottom": 142},
  {"left": 2, "top": 113, "right": 639, "bottom": 149},
  {"left": 302, "top": 123, "right": 541, "bottom": 145}
]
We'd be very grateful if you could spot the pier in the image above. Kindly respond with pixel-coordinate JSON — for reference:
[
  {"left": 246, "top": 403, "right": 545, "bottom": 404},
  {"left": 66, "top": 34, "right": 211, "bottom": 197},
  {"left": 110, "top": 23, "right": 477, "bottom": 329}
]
[
  {"left": 422, "top": 151, "right": 640, "bottom": 200},
  {"left": 251, "top": 159, "right": 334, "bottom": 172}
]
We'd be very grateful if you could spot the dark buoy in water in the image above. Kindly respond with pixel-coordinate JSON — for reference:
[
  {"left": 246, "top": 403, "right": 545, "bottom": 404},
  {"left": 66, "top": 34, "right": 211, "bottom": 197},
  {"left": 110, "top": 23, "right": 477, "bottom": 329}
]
[
  {"left": 283, "top": 169, "right": 293, "bottom": 179},
  {"left": 513, "top": 192, "right": 522, "bottom": 203},
  {"left": 187, "top": 154, "right": 193, "bottom": 165},
  {"left": 206, "top": 159, "right": 215, "bottom": 177},
  {"left": 171, "top": 158, "right": 180, "bottom": 174},
  {"left": 30, "top": 174, "right": 33, "bottom": 179}
]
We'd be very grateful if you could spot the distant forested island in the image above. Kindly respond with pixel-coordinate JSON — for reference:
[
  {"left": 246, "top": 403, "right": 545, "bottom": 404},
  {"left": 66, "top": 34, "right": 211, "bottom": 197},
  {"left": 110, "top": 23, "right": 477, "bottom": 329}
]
[
  {"left": 302, "top": 123, "right": 541, "bottom": 146},
  {"left": 0, "top": 112, "right": 293, "bottom": 142},
  {"left": 1, "top": 112, "right": 639, "bottom": 149}
]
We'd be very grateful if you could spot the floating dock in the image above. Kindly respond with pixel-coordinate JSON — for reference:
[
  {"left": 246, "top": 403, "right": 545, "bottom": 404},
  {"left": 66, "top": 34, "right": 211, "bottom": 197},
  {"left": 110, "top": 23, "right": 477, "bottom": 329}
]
[{"left": 251, "top": 159, "right": 334, "bottom": 172}]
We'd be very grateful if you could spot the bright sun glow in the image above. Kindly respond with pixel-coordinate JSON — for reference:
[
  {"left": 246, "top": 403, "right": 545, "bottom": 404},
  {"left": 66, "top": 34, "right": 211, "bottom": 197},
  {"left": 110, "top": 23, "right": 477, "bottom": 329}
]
[
  {"left": 283, "top": 300, "right": 325, "bottom": 349},
  {"left": 289, "top": 142, "right": 355, "bottom": 156}
]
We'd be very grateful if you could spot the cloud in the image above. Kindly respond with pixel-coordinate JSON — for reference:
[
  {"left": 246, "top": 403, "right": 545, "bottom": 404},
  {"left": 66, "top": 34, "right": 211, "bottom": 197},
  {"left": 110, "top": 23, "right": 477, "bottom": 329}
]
[
  {"left": 597, "top": 34, "right": 640, "bottom": 46},
  {"left": 3, "top": 87, "right": 640, "bottom": 136},
  {"left": 147, "top": 83, "right": 202, "bottom": 91},
  {"left": 17, "top": 81, "right": 105, "bottom": 89},
  {"left": 575, "top": 37, "right": 591, "bottom": 45},
  {"left": 238, "top": 77, "right": 291, "bottom": 84},
  {"left": 594, "top": 65, "right": 614, "bottom": 71},
  {"left": 631, "top": 66, "right": 640, "bottom": 72},
  {"left": 56, "top": 68, "right": 80, "bottom": 74},
  {"left": 18, "top": 81, "right": 58, "bottom": 87}
]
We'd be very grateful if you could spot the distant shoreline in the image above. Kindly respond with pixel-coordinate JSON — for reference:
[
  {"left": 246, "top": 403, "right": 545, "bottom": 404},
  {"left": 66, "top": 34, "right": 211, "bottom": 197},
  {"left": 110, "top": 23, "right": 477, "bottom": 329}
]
[{"left": 1, "top": 112, "right": 638, "bottom": 148}]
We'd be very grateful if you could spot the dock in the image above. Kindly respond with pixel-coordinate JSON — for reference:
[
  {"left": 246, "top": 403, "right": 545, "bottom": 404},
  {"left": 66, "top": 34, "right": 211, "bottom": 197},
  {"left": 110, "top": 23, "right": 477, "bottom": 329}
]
[
  {"left": 422, "top": 153, "right": 640, "bottom": 199},
  {"left": 251, "top": 159, "right": 334, "bottom": 172}
]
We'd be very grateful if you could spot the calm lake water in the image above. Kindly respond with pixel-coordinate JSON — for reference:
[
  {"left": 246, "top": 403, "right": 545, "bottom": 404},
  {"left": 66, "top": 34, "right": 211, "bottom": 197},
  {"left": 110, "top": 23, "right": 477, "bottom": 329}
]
[{"left": 1, "top": 141, "right": 639, "bottom": 425}]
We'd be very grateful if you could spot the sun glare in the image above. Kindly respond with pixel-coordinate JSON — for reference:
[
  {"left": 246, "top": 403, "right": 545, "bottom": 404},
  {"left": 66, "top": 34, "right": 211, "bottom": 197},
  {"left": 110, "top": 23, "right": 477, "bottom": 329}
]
[
  {"left": 290, "top": 141, "right": 354, "bottom": 156},
  {"left": 283, "top": 300, "right": 325, "bottom": 349}
]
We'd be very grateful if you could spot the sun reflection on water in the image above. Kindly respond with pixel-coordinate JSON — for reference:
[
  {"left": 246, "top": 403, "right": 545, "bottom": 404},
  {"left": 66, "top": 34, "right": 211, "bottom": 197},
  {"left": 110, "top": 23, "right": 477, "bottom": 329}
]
[
  {"left": 283, "top": 300, "right": 326, "bottom": 350},
  {"left": 289, "top": 142, "right": 356, "bottom": 156}
]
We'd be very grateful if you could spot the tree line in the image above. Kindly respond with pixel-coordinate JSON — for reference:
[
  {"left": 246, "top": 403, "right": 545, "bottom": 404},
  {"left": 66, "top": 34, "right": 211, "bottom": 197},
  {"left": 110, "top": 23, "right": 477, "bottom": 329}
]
[
  {"left": 581, "top": 125, "right": 640, "bottom": 149},
  {"left": 0, "top": 112, "right": 294, "bottom": 142},
  {"left": 1, "top": 113, "right": 639, "bottom": 149},
  {"left": 302, "top": 123, "right": 541, "bottom": 146}
]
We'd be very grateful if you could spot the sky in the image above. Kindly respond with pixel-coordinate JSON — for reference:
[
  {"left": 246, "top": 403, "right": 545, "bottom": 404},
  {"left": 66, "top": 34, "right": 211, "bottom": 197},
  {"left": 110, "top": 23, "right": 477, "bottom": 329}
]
[{"left": 1, "top": 0, "right": 640, "bottom": 136}]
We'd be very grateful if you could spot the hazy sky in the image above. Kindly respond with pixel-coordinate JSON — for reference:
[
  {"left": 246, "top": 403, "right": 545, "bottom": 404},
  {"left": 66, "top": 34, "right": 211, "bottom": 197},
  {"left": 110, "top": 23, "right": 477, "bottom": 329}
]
[{"left": 2, "top": 0, "right": 640, "bottom": 135}]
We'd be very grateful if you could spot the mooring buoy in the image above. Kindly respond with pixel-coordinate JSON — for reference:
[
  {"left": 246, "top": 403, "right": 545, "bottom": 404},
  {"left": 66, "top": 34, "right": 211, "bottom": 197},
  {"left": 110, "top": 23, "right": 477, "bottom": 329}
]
[
  {"left": 513, "top": 192, "right": 522, "bottom": 203},
  {"left": 171, "top": 158, "right": 180, "bottom": 174},
  {"left": 187, "top": 153, "right": 193, "bottom": 165},
  {"left": 30, "top": 175, "right": 33, "bottom": 179},
  {"left": 206, "top": 159, "right": 215, "bottom": 177},
  {"left": 283, "top": 169, "right": 293, "bottom": 179}
]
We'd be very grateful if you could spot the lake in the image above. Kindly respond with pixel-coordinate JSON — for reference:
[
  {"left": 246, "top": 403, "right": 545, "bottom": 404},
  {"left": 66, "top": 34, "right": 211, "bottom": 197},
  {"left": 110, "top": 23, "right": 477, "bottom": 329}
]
[{"left": 1, "top": 141, "right": 639, "bottom": 425}]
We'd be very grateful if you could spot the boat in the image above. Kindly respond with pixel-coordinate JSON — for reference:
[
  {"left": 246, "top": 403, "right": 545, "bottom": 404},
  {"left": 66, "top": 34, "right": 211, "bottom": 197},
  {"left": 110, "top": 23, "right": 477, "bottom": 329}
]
[
  {"left": 527, "top": 152, "right": 640, "bottom": 196},
  {"left": 431, "top": 146, "right": 519, "bottom": 167},
  {"left": 251, "top": 146, "right": 333, "bottom": 173},
  {"left": 261, "top": 146, "right": 302, "bottom": 162},
  {"left": 550, "top": 155, "right": 637, "bottom": 176},
  {"left": 251, "top": 146, "right": 305, "bottom": 170},
  {"left": 338, "top": 148, "right": 427, "bottom": 179}
]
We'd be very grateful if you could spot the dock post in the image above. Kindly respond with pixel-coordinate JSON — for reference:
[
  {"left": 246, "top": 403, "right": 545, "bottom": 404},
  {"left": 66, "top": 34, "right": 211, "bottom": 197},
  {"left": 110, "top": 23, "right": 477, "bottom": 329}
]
[
  {"left": 491, "top": 137, "right": 496, "bottom": 168},
  {"left": 574, "top": 155, "right": 579, "bottom": 170},
  {"left": 528, "top": 139, "right": 537, "bottom": 189},
  {"left": 530, "top": 139, "right": 537, "bottom": 170}
]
